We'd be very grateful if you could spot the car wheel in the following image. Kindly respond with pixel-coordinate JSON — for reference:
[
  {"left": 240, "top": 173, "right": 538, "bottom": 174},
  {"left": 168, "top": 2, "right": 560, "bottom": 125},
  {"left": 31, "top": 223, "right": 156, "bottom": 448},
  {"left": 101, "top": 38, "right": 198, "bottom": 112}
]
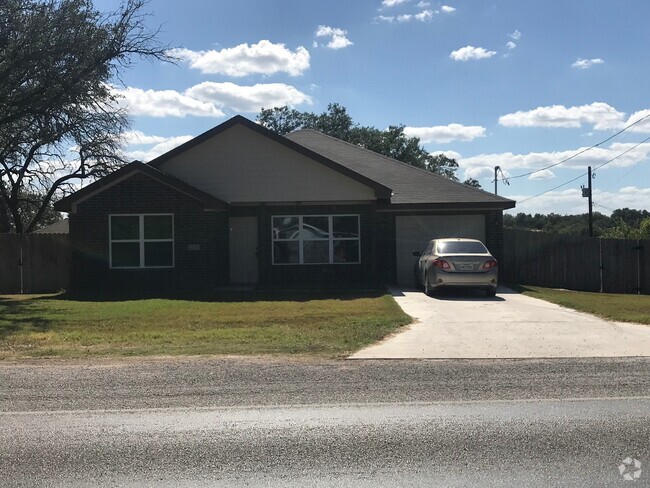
[
  {"left": 485, "top": 288, "right": 497, "bottom": 297},
  {"left": 424, "top": 273, "right": 435, "bottom": 296}
]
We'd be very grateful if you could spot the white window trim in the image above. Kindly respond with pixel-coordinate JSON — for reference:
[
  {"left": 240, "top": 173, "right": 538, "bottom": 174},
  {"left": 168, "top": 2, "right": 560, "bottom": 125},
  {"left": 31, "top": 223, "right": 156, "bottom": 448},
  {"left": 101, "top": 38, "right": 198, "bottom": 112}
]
[
  {"left": 271, "top": 214, "right": 360, "bottom": 265},
  {"left": 109, "top": 214, "right": 175, "bottom": 269}
]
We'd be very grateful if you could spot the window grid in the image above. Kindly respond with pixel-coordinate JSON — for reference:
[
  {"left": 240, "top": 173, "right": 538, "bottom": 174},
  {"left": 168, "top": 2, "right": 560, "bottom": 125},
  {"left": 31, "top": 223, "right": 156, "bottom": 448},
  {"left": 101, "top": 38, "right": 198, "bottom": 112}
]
[
  {"left": 272, "top": 214, "right": 360, "bottom": 265},
  {"left": 109, "top": 214, "right": 174, "bottom": 269}
]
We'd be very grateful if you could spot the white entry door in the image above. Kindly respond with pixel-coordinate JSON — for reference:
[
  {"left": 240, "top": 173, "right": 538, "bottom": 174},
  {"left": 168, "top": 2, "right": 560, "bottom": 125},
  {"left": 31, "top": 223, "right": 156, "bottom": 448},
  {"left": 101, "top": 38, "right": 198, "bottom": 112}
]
[{"left": 229, "top": 217, "right": 259, "bottom": 284}]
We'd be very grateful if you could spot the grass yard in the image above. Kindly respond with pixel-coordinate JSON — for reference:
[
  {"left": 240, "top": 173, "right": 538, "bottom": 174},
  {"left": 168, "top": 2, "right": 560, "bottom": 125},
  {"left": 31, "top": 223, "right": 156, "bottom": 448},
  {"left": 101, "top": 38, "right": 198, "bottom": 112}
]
[
  {"left": 0, "top": 291, "right": 411, "bottom": 359},
  {"left": 513, "top": 285, "right": 650, "bottom": 325}
]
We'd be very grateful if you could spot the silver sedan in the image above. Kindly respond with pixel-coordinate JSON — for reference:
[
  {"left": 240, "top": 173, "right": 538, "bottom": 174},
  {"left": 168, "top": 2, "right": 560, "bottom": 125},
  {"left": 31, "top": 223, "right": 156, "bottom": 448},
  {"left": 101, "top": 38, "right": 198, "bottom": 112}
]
[{"left": 414, "top": 238, "right": 498, "bottom": 296}]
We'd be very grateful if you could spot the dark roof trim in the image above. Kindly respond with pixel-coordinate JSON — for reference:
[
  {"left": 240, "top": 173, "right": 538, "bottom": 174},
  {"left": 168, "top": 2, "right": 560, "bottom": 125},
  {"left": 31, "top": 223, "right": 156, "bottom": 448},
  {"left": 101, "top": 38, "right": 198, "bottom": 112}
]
[
  {"left": 376, "top": 201, "right": 516, "bottom": 211},
  {"left": 54, "top": 161, "right": 228, "bottom": 212},
  {"left": 147, "top": 115, "right": 393, "bottom": 199}
]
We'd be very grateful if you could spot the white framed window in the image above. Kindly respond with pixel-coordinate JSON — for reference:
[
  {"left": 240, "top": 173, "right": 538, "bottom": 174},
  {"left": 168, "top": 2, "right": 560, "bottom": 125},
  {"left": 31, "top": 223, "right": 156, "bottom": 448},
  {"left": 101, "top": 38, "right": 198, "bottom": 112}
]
[
  {"left": 272, "top": 215, "right": 360, "bottom": 265},
  {"left": 109, "top": 214, "right": 174, "bottom": 269}
]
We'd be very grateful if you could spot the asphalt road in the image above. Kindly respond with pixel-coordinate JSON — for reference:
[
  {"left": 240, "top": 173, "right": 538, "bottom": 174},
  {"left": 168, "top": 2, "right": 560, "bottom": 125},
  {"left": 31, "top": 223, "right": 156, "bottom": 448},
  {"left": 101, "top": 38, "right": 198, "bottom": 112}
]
[{"left": 2, "top": 357, "right": 650, "bottom": 486}]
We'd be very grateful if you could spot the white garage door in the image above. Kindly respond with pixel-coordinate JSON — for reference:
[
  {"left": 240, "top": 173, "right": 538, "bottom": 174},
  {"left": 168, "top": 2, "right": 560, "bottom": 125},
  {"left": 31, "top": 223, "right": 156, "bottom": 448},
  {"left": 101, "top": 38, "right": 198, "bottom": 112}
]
[{"left": 395, "top": 215, "right": 486, "bottom": 287}]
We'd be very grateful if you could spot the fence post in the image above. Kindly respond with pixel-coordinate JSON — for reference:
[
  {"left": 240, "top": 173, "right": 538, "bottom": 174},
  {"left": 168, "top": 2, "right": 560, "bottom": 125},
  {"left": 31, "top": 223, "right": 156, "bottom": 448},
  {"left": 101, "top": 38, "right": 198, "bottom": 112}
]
[
  {"left": 633, "top": 239, "right": 643, "bottom": 295},
  {"left": 19, "top": 235, "right": 24, "bottom": 294},
  {"left": 599, "top": 237, "right": 604, "bottom": 293}
]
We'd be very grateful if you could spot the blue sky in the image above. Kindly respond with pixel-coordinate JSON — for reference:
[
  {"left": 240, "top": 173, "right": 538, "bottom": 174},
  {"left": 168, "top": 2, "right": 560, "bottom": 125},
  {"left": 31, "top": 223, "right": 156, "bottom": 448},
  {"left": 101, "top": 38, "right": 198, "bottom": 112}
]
[{"left": 98, "top": 0, "right": 650, "bottom": 215}]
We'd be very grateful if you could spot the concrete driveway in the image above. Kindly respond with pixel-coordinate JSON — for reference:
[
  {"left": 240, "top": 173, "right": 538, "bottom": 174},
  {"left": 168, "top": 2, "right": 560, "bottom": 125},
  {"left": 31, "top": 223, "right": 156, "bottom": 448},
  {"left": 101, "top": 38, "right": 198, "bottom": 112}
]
[{"left": 350, "top": 287, "right": 650, "bottom": 359}]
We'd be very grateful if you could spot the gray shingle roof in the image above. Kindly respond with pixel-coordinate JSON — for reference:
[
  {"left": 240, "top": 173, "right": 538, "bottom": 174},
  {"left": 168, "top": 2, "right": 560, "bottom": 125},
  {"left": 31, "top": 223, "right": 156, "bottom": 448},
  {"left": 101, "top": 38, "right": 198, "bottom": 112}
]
[{"left": 286, "top": 129, "right": 515, "bottom": 208}]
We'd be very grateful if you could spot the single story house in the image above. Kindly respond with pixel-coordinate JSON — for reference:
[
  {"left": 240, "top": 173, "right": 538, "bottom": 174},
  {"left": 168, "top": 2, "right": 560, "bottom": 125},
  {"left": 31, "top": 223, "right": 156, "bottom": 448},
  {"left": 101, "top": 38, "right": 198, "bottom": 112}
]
[{"left": 55, "top": 115, "right": 515, "bottom": 292}]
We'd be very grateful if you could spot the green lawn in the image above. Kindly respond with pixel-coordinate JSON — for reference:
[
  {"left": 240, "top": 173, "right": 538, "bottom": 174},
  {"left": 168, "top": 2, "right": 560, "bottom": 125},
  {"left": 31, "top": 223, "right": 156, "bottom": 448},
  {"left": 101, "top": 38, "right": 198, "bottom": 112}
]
[
  {"left": 0, "top": 291, "right": 411, "bottom": 359},
  {"left": 513, "top": 285, "right": 650, "bottom": 325}
]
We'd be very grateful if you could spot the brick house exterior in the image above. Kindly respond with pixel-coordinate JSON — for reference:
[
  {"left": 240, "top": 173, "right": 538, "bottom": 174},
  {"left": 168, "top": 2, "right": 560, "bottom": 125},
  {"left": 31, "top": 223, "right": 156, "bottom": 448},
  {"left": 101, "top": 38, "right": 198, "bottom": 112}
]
[{"left": 56, "top": 115, "right": 515, "bottom": 292}]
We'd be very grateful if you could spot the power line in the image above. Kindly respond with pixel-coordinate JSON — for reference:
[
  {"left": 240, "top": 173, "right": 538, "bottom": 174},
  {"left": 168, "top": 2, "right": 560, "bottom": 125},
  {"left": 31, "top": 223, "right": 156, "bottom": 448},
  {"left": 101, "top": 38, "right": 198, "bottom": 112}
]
[
  {"left": 507, "top": 112, "right": 650, "bottom": 181},
  {"left": 593, "top": 202, "right": 616, "bottom": 212},
  {"left": 518, "top": 172, "right": 587, "bottom": 204},
  {"left": 517, "top": 135, "right": 650, "bottom": 205},
  {"left": 592, "top": 135, "right": 650, "bottom": 171}
]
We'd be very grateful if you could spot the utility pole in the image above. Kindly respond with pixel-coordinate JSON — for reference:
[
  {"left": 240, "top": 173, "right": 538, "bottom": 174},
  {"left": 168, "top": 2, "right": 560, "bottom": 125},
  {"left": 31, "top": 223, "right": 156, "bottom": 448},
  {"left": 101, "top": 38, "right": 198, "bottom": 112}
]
[
  {"left": 587, "top": 166, "right": 594, "bottom": 237},
  {"left": 494, "top": 166, "right": 500, "bottom": 195},
  {"left": 582, "top": 166, "right": 594, "bottom": 237}
]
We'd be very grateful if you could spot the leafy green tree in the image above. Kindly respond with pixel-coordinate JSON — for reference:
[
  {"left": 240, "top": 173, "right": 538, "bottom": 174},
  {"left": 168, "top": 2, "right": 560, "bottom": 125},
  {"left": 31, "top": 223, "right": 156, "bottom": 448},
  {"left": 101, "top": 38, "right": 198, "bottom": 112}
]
[
  {"left": 640, "top": 218, "right": 650, "bottom": 239},
  {"left": 258, "top": 104, "right": 459, "bottom": 179},
  {"left": 0, "top": 0, "right": 171, "bottom": 233},
  {"left": 463, "top": 178, "right": 482, "bottom": 189},
  {"left": 610, "top": 208, "right": 650, "bottom": 229}
]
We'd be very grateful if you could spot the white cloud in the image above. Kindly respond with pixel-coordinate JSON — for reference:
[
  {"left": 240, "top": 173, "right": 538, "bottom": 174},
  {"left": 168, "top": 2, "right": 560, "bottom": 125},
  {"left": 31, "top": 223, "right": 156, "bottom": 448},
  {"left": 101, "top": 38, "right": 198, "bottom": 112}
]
[
  {"left": 415, "top": 9, "right": 434, "bottom": 21},
  {"left": 506, "top": 187, "right": 650, "bottom": 215},
  {"left": 417, "top": 1, "right": 430, "bottom": 6},
  {"left": 463, "top": 166, "right": 495, "bottom": 180},
  {"left": 508, "top": 30, "right": 521, "bottom": 40},
  {"left": 168, "top": 40, "right": 310, "bottom": 77},
  {"left": 404, "top": 124, "right": 486, "bottom": 143},
  {"left": 315, "top": 25, "right": 353, "bottom": 49},
  {"left": 112, "top": 87, "right": 225, "bottom": 118},
  {"left": 459, "top": 142, "right": 650, "bottom": 174},
  {"left": 125, "top": 134, "right": 194, "bottom": 162},
  {"left": 113, "top": 82, "right": 312, "bottom": 118},
  {"left": 506, "top": 41, "right": 516, "bottom": 50},
  {"left": 121, "top": 130, "right": 171, "bottom": 146},
  {"left": 185, "top": 81, "right": 312, "bottom": 113},
  {"left": 381, "top": 0, "right": 410, "bottom": 7},
  {"left": 376, "top": 7, "right": 434, "bottom": 22},
  {"left": 498, "top": 102, "right": 650, "bottom": 132},
  {"left": 450, "top": 45, "right": 497, "bottom": 61},
  {"left": 528, "top": 169, "right": 556, "bottom": 180},
  {"left": 431, "top": 150, "right": 462, "bottom": 160},
  {"left": 440, "top": 5, "right": 456, "bottom": 13},
  {"left": 572, "top": 58, "right": 604, "bottom": 69}
]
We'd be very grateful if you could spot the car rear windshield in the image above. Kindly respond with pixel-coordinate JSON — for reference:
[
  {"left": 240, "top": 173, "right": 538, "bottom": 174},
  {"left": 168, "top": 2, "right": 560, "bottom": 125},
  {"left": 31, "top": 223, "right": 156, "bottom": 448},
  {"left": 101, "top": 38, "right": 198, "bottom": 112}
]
[{"left": 437, "top": 241, "right": 488, "bottom": 254}]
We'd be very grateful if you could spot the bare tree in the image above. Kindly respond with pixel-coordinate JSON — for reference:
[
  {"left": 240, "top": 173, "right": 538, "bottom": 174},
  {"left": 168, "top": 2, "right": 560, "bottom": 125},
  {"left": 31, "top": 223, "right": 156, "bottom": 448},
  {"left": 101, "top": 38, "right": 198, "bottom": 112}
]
[{"left": 0, "top": 0, "right": 173, "bottom": 233}]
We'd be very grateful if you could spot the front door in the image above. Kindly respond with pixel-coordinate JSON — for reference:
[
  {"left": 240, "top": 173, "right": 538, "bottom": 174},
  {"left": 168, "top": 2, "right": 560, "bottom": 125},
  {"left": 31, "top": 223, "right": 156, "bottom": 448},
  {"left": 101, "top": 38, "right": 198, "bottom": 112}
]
[{"left": 229, "top": 217, "right": 259, "bottom": 284}]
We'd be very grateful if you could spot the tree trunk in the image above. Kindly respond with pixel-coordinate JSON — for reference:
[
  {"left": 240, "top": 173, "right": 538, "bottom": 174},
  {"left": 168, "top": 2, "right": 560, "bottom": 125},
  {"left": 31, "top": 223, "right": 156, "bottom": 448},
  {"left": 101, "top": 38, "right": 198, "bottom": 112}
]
[{"left": 0, "top": 197, "right": 11, "bottom": 233}]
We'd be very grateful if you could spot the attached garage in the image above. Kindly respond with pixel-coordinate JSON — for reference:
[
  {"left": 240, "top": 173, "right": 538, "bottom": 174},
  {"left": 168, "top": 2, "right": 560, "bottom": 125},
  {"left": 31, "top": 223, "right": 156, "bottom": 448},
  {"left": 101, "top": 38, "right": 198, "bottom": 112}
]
[{"left": 395, "top": 214, "right": 486, "bottom": 287}]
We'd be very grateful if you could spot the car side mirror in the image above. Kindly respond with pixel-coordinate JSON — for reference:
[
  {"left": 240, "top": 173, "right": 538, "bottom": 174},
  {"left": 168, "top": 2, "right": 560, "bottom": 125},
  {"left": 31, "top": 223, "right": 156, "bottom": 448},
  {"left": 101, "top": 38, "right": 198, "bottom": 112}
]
[{"left": 412, "top": 251, "right": 421, "bottom": 257}]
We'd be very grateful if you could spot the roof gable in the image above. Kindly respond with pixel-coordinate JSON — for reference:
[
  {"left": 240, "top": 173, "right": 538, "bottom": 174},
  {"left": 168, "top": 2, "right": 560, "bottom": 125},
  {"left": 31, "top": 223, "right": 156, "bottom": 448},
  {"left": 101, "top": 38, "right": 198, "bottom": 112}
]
[
  {"left": 148, "top": 115, "right": 391, "bottom": 200},
  {"left": 54, "top": 162, "right": 228, "bottom": 212}
]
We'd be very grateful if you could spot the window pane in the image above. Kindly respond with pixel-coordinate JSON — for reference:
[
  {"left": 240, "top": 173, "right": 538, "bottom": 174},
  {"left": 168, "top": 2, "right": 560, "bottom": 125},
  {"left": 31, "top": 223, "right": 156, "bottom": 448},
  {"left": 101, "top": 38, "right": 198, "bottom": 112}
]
[
  {"left": 144, "top": 242, "right": 173, "bottom": 267},
  {"left": 303, "top": 241, "right": 329, "bottom": 264},
  {"left": 112, "top": 242, "right": 140, "bottom": 267},
  {"left": 333, "top": 240, "right": 359, "bottom": 263},
  {"left": 273, "top": 217, "right": 299, "bottom": 240},
  {"left": 332, "top": 216, "right": 359, "bottom": 238},
  {"left": 273, "top": 241, "right": 299, "bottom": 264},
  {"left": 437, "top": 241, "right": 488, "bottom": 254},
  {"left": 144, "top": 215, "right": 173, "bottom": 239},
  {"left": 302, "top": 216, "right": 329, "bottom": 239},
  {"left": 111, "top": 216, "right": 139, "bottom": 240}
]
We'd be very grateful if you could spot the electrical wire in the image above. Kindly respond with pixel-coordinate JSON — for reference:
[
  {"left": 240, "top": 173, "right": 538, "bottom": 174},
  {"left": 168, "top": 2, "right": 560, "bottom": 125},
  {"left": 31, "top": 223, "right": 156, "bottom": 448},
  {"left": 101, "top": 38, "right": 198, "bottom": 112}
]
[
  {"left": 517, "top": 172, "right": 587, "bottom": 204},
  {"left": 517, "top": 135, "right": 650, "bottom": 205},
  {"left": 507, "top": 112, "right": 650, "bottom": 180}
]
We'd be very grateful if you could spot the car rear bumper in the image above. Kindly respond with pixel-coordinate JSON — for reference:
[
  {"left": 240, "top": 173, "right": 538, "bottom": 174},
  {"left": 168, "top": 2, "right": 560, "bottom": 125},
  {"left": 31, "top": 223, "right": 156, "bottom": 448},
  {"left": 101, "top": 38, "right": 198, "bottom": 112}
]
[{"left": 431, "top": 270, "right": 498, "bottom": 289}]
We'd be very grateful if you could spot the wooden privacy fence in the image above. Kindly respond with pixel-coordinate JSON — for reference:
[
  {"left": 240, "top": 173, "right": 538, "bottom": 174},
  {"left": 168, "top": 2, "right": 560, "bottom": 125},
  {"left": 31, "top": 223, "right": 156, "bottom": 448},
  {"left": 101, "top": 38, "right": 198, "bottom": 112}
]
[
  {"left": 502, "top": 229, "right": 649, "bottom": 294},
  {"left": 0, "top": 234, "right": 70, "bottom": 293}
]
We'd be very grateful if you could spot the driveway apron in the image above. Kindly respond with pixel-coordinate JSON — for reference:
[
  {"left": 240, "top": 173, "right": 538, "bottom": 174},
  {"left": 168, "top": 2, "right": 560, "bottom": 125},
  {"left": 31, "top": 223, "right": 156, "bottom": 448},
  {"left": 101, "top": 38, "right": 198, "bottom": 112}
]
[{"left": 350, "top": 287, "right": 650, "bottom": 359}]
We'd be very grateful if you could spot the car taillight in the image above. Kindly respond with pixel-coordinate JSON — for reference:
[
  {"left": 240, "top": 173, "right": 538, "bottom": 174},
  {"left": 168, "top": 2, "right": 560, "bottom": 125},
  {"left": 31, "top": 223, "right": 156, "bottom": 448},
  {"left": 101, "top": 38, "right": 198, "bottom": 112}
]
[
  {"left": 482, "top": 259, "right": 498, "bottom": 270},
  {"left": 433, "top": 259, "right": 451, "bottom": 269}
]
